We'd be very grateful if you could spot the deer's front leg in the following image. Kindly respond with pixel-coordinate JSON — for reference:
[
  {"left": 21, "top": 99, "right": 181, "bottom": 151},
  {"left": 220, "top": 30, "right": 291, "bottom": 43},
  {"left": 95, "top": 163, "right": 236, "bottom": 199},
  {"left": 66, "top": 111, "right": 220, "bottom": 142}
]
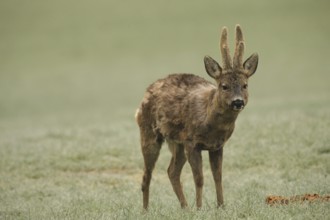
[
  {"left": 186, "top": 145, "right": 203, "bottom": 209},
  {"left": 209, "top": 148, "right": 224, "bottom": 207}
]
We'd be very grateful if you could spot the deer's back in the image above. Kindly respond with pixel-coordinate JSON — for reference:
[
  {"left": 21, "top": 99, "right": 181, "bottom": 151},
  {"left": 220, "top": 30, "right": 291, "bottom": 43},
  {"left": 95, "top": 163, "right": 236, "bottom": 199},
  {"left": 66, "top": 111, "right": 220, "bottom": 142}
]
[{"left": 137, "top": 73, "right": 215, "bottom": 142}]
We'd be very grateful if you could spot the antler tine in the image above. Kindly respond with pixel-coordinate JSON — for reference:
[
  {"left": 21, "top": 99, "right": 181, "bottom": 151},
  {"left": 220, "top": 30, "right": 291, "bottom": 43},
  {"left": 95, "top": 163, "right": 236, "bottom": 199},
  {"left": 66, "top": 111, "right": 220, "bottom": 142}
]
[
  {"left": 233, "top": 24, "right": 245, "bottom": 69},
  {"left": 220, "top": 26, "right": 232, "bottom": 69}
]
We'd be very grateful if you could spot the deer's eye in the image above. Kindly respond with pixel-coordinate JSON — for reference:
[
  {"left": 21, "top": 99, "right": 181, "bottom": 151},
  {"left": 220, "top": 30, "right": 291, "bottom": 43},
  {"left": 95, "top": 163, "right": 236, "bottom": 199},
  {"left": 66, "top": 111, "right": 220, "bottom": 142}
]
[
  {"left": 221, "top": 84, "right": 229, "bottom": 91},
  {"left": 243, "top": 84, "right": 248, "bottom": 89}
]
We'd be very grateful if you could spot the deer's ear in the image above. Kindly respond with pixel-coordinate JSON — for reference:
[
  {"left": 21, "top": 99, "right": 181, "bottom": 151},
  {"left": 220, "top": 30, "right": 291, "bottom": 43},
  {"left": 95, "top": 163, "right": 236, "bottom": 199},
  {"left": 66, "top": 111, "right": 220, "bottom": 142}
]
[
  {"left": 243, "top": 53, "right": 258, "bottom": 77},
  {"left": 204, "top": 56, "right": 222, "bottom": 79}
]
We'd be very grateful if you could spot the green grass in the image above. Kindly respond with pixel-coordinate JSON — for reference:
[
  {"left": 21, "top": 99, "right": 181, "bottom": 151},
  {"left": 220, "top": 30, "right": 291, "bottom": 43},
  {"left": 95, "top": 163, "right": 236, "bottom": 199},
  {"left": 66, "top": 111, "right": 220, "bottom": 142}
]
[{"left": 1, "top": 0, "right": 330, "bottom": 219}]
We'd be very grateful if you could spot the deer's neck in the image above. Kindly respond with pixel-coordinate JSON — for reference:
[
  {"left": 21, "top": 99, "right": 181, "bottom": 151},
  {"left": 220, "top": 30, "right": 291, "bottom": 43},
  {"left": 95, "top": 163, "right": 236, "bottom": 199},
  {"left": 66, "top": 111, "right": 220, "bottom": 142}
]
[{"left": 205, "top": 89, "right": 238, "bottom": 127}]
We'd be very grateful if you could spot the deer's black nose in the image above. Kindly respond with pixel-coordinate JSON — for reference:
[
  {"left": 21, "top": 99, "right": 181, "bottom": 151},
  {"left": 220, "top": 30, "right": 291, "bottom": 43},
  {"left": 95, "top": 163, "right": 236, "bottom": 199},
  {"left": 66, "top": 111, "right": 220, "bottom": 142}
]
[{"left": 231, "top": 99, "right": 245, "bottom": 110}]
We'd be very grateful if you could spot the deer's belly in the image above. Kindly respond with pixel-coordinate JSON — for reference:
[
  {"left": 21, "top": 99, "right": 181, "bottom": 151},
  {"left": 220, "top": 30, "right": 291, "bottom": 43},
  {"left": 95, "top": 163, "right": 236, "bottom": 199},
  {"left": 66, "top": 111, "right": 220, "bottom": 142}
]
[{"left": 196, "top": 142, "right": 224, "bottom": 152}]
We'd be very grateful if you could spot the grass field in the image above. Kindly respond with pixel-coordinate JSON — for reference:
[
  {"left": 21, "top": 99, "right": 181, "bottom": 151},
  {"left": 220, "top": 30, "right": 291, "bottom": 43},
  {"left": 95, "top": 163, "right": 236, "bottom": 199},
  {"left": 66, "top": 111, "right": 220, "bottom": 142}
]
[{"left": 0, "top": 0, "right": 330, "bottom": 219}]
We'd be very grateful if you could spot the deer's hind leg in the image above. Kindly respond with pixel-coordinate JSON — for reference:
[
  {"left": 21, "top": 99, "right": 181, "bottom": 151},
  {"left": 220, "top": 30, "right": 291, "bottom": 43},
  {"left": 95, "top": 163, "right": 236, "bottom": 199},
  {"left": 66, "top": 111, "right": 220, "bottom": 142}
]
[
  {"left": 186, "top": 146, "right": 203, "bottom": 209},
  {"left": 167, "top": 142, "right": 188, "bottom": 208},
  {"left": 138, "top": 118, "right": 164, "bottom": 210}
]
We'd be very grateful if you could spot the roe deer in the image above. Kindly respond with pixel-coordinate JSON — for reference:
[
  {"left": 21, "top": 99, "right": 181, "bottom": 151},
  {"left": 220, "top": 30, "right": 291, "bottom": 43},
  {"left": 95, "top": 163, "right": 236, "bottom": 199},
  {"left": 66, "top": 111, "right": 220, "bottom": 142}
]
[{"left": 135, "top": 25, "right": 258, "bottom": 210}]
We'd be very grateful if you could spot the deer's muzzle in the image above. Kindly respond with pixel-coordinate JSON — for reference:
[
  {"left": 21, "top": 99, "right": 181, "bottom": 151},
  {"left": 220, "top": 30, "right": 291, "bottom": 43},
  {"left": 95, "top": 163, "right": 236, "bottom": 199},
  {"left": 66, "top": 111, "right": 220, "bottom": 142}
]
[{"left": 231, "top": 99, "right": 245, "bottom": 111}]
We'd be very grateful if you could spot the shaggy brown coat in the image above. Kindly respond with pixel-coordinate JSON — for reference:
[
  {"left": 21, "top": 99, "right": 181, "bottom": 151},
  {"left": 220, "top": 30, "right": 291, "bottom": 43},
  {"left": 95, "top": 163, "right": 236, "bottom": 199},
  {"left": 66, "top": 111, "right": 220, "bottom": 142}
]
[{"left": 136, "top": 25, "right": 259, "bottom": 209}]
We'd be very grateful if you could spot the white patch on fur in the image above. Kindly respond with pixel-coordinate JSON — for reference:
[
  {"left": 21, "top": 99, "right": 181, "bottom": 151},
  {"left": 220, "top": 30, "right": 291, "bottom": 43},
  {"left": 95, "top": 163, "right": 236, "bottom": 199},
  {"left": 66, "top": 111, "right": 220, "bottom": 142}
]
[
  {"left": 142, "top": 92, "right": 151, "bottom": 105},
  {"left": 135, "top": 108, "right": 140, "bottom": 122},
  {"left": 152, "top": 81, "right": 164, "bottom": 90}
]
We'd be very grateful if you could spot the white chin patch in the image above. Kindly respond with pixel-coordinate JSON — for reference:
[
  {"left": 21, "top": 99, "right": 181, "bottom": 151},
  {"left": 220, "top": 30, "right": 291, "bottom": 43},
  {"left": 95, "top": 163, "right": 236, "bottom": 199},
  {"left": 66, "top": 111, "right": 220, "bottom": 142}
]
[{"left": 232, "top": 106, "right": 244, "bottom": 111}]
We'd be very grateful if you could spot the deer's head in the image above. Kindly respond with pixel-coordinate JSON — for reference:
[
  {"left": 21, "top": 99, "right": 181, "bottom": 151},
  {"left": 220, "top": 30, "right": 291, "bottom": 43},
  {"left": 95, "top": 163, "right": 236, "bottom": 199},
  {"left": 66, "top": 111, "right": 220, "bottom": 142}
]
[{"left": 204, "top": 25, "right": 258, "bottom": 112}]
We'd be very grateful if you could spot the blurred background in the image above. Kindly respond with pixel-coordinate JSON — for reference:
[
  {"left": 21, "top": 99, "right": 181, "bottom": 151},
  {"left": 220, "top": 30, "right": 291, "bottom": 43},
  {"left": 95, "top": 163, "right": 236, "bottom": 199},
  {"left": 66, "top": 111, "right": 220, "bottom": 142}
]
[
  {"left": 0, "top": 0, "right": 329, "bottom": 122},
  {"left": 0, "top": 1, "right": 330, "bottom": 217}
]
